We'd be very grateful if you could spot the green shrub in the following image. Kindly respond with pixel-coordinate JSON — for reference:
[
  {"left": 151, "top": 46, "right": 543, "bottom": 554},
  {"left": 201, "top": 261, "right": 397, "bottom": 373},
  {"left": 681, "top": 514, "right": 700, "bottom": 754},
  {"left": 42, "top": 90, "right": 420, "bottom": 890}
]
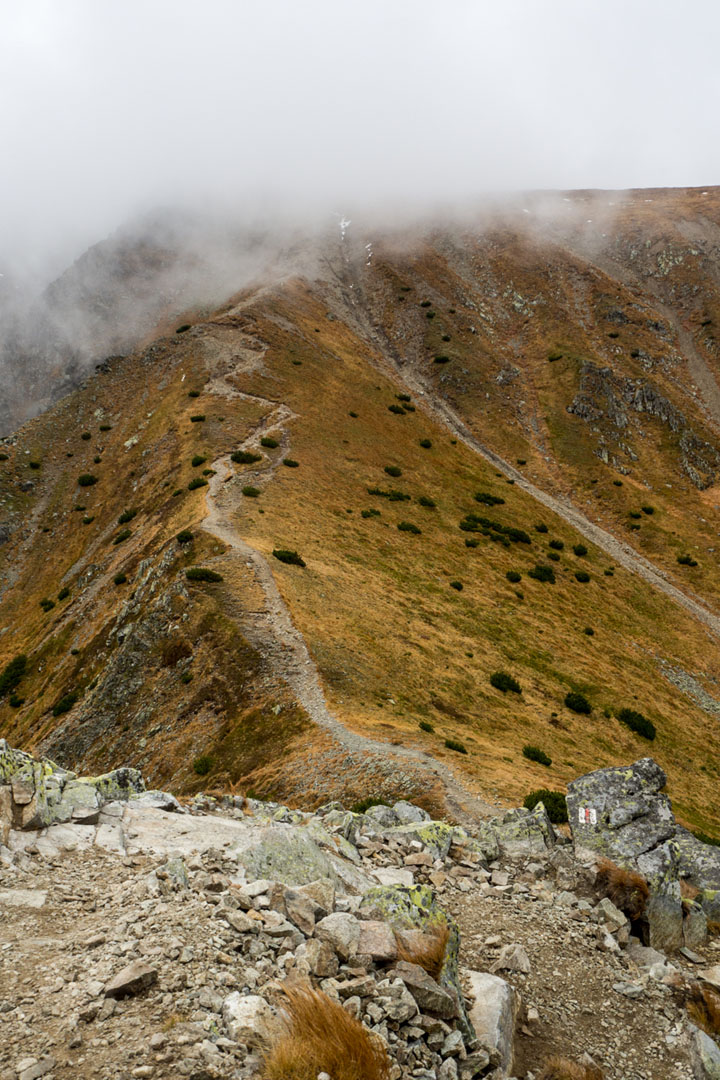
[
  {"left": 272, "top": 549, "right": 306, "bottom": 567},
  {"left": 398, "top": 521, "right": 421, "bottom": 534},
  {"left": 367, "top": 487, "right": 411, "bottom": 501},
  {"left": 57, "top": 587, "right": 70, "bottom": 601},
  {"left": 349, "top": 411, "right": 359, "bottom": 418},
  {"left": 547, "top": 351, "right": 563, "bottom": 362},
  {"left": 604, "top": 567, "right": 615, "bottom": 576},
  {"left": 506, "top": 570, "right": 522, "bottom": 583},
  {"left": 449, "top": 580, "right": 463, "bottom": 590},
  {"left": 433, "top": 355, "right": 450, "bottom": 363},
  {"left": 517, "top": 458, "right": 526, "bottom": 465},
  {"left": 388, "top": 404, "right": 405, "bottom": 415},
  {"left": 77, "top": 474, "right": 97, "bottom": 486},
  {"left": 0, "top": 655, "right": 27, "bottom": 698},
  {"left": 629, "top": 511, "right": 641, "bottom": 519},
  {"left": 40, "top": 598, "right": 55, "bottom": 611},
  {"left": 396, "top": 393, "right": 412, "bottom": 402},
  {"left": 573, "top": 544, "right": 588, "bottom": 557},
  {"left": 191, "top": 455, "right": 207, "bottom": 467},
  {"left": 118, "top": 508, "right": 137, "bottom": 524},
  {"left": 9, "top": 694, "right": 24, "bottom": 708},
  {"left": 549, "top": 539, "right": 564, "bottom": 550},
  {"left": 81, "top": 432, "right": 91, "bottom": 441},
  {"left": 418, "top": 496, "right": 436, "bottom": 508},
  {"left": 426, "top": 312, "right": 435, "bottom": 319},
  {"left": 113, "top": 529, "right": 131, "bottom": 545},
  {"left": 242, "top": 485, "right": 261, "bottom": 497},
  {"left": 231, "top": 450, "right": 262, "bottom": 464},
  {"left": 93, "top": 456, "right": 102, "bottom": 464},
  {"left": 613, "top": 479, "right": 623, "bottom": 486},
  {"left": 99, "top": 424, "right": 111, "bottom": 431},
  {"left": 82, "top": 516, "right": 94, "bottom": 525},
  {"left": 465, "top": 538, "right": 479, "bottom": 547},
  {"left": 193, "top": 755, "right": 213, "bottom": 776},
  {"left": 29, "top": 461, "right": 41, "bottom": 469},
  {"left": 490, "top": 671, "right": 521, "bottom": 694},
  {"left": 442, "top": 334, "right": 451, "bottom": 342},
  {"left": 188, "top": 390, "right": 201, "bottom": 398},
  {"left": 186, "top": 567, "right": 224, "bottom": 582},
  {"left": 475, "top": 492, "right": 505, "bottom": 507},
  {"left": 618, "top": 708, "right": 656, "bottom": 741},
  {"left": 283, "top": 458, "right": 299, "bottom": 468},
  {"left": 0, "top": 453, "right": 7, "bottom": 461},
  {"left": 524, "top": 788, "right": 568, "bottom": 823},
  {"left": 190, "top": 415, "right": 205, "bottom": 423},
  {"left": 53, "top": 692, "right": 79, "bottom": 717},
  {"left": 260, "top": 436, "right": 279, "bottom": 448},
  {"left": 459, "top": 514, "right": 530, "bottom": 545},
  {"left": 176, "top": 324, "right": 191, "bottom": 333},
  {"left": 547, "top": 551, "right": 560, "bottom": 562},
  {"left": 565, "top": 691, "right": 591, "bottom": 714},
  {"left": 384, "top": 465, "right": 402, "bottom": 477},
  {"left": 420, "top": 300, "right": 431, "bottom": 308},
  {"left": 188, "top": 477, "right": 208, "bottom": 490},
  {"left": 584, "top": 626, "right": 595, "bottom": 636},
  {"left": 419, "top": 720, "right": 434, "bottom": 733},
  {"left": 181, "top": 671, "right": 194, "bottom": 684},
  {"left": 419, "top": 439, "right": 432, "bottom": 448},
  {"left": 678, "top": 553, "right": 699, "bottom": 566},
  {"left": 177, "top": 529, "right": 194, "bottom": 544},
  {"left": 113, "top": 572, "right": 127, "bottom": 585},
  {"left": 523, "top": 745, "right": 552, "bottom": 766},
  {"left": 361, "top": 508, "right": 381, "bottom": 519},
  {"left": 445, "top": 738, "right": 467, "bottom": 754},
  {"left": 534, "top": 523, "right": 548, "bottom": 533},
  {"left": 641, "top": 505, "right": 655, "bottom": 515},
  {"left": 351, "top": 796, "right": 391, "bottom": 813},
  {"left": 575, "top": 570, "right": 590, "bottom": 583},
  {"left": 528, "top": 564, "right": 555, "bottom": 583},
  {"left": 692, "top": 830, "right": 720, "bottom": 847},
  {"left": 202, "top": 468, "right": 216, "bottom": 477},
  {"left": 172, "top": 489, "right": 182, "bottom": 496}
]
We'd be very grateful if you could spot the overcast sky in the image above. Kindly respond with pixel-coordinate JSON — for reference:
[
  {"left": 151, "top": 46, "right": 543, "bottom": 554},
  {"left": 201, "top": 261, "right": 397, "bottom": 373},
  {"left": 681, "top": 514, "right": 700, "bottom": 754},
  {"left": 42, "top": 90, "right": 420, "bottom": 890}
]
[{"left": 2, "top": 0, "right": 719, "bottom": 274}]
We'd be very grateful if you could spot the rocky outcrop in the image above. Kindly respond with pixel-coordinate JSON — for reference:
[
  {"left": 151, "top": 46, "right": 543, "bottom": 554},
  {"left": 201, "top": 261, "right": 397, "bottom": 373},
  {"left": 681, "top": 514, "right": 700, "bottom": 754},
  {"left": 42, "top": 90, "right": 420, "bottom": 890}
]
[
  {"left": 0, "top": 739, "right": 144, "bottom": 839},
  {"left": 567, "top": 757, "right": 720, "bottom": 952}
]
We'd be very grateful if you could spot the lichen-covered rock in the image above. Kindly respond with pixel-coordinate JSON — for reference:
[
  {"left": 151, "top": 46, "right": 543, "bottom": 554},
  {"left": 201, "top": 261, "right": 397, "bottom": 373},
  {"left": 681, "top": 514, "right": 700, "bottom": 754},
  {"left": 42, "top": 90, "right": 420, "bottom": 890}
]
[
  {"left": 237, "top": 826, "right": 373, "bottom": 894},
  {"left": 566, "top": 758, "right": 674, "bottom": 861},
  {"left": 358, "top": 883, "right": 473, "bottom": 1039},
  {"left": 690, "top": 1024, "right": 720, "bottom": 1079},
  {"left": 490, "top": 803, "right": 556, "bottom": 855},
  {"left": 467, "top": 971, "right": 518, "bottom": 1077},
  {"left": 383, "top": 821, "right": 455, "bottom": 859},
  {"left": 392, "top": 800, "right": 431, "bottom": 825}
]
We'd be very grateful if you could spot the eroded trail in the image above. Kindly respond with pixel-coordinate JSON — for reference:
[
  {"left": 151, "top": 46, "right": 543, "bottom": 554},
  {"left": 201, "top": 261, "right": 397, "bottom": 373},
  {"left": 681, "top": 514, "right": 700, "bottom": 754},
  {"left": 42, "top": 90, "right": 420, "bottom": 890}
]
[
  {"left": 334, "top": 258, "right": 720, "bottom": 642},
  {"left": 200, "top": 350, "right": 495, "bottom": 822}
]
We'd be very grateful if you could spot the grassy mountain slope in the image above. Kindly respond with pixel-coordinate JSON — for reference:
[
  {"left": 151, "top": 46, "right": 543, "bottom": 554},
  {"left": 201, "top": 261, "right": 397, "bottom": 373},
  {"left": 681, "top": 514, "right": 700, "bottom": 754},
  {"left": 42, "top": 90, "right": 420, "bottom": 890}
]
[{"left": 1, "top": 188, "right": 719, "bottom": 831}]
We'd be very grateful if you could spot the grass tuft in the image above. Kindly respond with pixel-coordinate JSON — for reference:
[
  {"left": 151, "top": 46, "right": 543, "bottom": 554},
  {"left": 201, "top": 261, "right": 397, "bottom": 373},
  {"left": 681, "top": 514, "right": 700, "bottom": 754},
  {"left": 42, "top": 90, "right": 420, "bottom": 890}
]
[
  {"left": 261, "top": 984, "right": 390, "bottom": 1080},
  {"left": 595, "top": 859, "right": 649, "bottom": 920},
  {"left": 395, "top": 924, "right": 450, "bottom": 980}
]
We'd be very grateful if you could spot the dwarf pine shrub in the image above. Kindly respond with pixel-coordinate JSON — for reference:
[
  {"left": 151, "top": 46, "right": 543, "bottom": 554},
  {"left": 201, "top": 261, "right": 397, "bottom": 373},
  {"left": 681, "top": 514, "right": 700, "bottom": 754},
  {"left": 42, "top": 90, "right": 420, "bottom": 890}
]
[
  {"left": 418, "top": 496, "right": 436, "bottom": 508},
  {"left": 113, "top": 529, "right": 131, "bottom": 545},
  {"left": 77, "top": 474, "right": 97, "bottom": 486},
  {"left": 188, "top": 477, "right": 208, "bottom": 490},
  {"left": 231, "top": 450, "right": 262, "bottom": 464},
  {"left": 113, "top": 572, "right": 127, "bottom": 585},
  {"left": 678, "top": 553, "right": 699, "bottom": 566},
  {"left": 419, "top": 720, "right": 434, "bottom": 733},
  {"left": 565, "top": 691, "right": 591, "bottom": 714},
  {"left": 549, "top": 539, "right": 564, "bottom": 551},
  {"left": 449, "top": 580, "right": 463, "bottom": 590},
  {"left": 575, "top": 570, "right": 590, "bottom": 583},
  {"left": 534, "top": 523, "right": 548, "bottom": 533},
  {"left": 40, "top": 598, "right": 55, "bottom": 611},
  {"left": 57, "top": 587, "right": 70, "bottom": 601},
  {"left": 573, "top": 544, "right": 588, "bottom": 557},
  {"left": 53, "top": 691, "right": 79, "bottom": 717},
  {"left": 283, "top": 458, "right": 299, "bottom": 468},
  {"left": 0, "top": 655, "right": 27, "bottom": 698},
  {"left": 242, "top": 485, "right": 261, "bottom": 497},
  {"left": 523, "top": 745, "right": 552, "bottom": 766},
  {"left": 189, "top": 415, "right": 205, "bottom": 423},
  {"left": 260, "top": 436, "right": 279, "bottom": 448},
  {"left": 506, "top": 570, "right": 522, "bottom": 583},
  {"left": 191, "top": 455, "right": 207, "bottom": 467},
  {"left": 118, "top": 508, "right": 137, "bottom": 524},
  {"left": 186, "top": 567, "right": 223, "bottom": 582},
  {"left": 176, "top": 530, "right": 194, "bottom": 544},
  {"left": 419, "top": 439, "right": 432, "bottom": 448},
  {"left": 618, "top": 707, "right": 656, "bottom": 740},
  {"left": 523, "top": 789, "right": 568, "bottom": 823},
  {"left": 528, "top": 564, "right": 555, "bottom": 583},
  {"left": 445, "top": 738, "right": 467, "bottom": 754},
  {"left": 384, "top": 465, "right": 402, "bottom": 477},
  {"left": 272, "top": 549, "right": 306, "bottom": 567},
  {"left": 475, "top": 492, "right": 505, "bottom": 506},
  {"left": 490, "top": 671, "right": 521, "bottom": 694},
  {"left": 193, "top": 755, "right": 213, "bottom": 775},
  {"left": 398, "top": 521, "right": 421, "bottom": 534}
]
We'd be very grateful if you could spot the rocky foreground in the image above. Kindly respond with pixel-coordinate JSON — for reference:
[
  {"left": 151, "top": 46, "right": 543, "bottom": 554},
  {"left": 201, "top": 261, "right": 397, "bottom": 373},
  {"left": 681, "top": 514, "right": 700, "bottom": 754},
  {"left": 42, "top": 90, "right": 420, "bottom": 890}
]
[{"left": 2, "top": 742, "right": 720, "bottom": 1080}]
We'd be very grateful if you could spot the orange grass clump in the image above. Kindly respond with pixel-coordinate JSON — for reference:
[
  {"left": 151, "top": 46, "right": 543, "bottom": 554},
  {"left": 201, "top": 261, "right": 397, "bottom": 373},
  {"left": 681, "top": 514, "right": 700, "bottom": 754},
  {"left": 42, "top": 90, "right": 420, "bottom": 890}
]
[
  {"left": 261, "top": 984, "right": 390, "bottom": 1080},
  {"left": 687, "top": 983, "right": 720, "bottom": 1037},
  {"left": 395, "top": 923, "right": 451, "bottom": 980},
  {"left": 537, "top": 1056, "right": 605, "bottom": 1080},
  {"left": 595, "top": 859, "right": 649, "bottom": 920}
]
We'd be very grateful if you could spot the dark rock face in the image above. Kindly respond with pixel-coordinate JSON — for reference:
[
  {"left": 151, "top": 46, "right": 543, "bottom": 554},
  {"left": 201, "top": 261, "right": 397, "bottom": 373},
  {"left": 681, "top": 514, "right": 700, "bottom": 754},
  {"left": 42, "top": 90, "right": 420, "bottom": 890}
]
[{"left": 567, "top": 361, "right": 720, "bottom": 487}]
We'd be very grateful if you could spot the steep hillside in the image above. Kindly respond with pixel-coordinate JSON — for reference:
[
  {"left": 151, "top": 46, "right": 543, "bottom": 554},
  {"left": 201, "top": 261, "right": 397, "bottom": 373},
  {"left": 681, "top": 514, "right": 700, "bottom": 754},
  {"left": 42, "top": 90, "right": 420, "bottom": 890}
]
[{"left": 1, "top": 188, "right": 719, "bottom": 833}]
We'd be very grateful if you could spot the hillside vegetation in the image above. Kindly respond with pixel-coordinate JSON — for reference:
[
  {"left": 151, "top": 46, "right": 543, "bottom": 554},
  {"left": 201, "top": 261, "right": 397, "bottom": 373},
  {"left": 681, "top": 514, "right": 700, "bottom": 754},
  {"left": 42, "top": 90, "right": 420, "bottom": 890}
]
[{"left": 1, "top": 187, "right": 719, "bottom": 832}]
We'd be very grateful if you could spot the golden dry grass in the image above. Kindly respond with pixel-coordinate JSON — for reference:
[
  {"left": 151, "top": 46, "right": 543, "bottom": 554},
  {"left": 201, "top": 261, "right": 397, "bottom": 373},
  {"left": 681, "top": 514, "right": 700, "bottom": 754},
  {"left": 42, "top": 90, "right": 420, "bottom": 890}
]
[
  {"left": 395, "top": 924, "right": 450, "bottom": 980},
  {"left": 595, "top": 859, "right": 649, "bottom": 920},
  {"left": 537, "top": 1056, "right": 605, "bottom": 1080},
  {"left": 261, "top": 984, "right": 390, "bottom": 1080},
  {"left": 687, "top": 983, "right": 720, "bottom": 1037}
]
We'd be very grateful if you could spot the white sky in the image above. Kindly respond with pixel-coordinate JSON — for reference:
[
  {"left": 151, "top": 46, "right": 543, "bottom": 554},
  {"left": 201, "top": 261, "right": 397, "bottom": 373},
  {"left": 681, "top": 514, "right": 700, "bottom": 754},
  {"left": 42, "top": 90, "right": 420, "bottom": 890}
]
[{"left": 1, "top": 0, "right": 719, "bottom": 271}]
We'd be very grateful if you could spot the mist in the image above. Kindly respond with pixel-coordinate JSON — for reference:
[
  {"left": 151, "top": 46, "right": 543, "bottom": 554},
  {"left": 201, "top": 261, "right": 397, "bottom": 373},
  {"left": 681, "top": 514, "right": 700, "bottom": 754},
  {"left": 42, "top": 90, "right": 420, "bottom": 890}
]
[{"left": 2, "top": 0, "right": 720, "bottom": 277}]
